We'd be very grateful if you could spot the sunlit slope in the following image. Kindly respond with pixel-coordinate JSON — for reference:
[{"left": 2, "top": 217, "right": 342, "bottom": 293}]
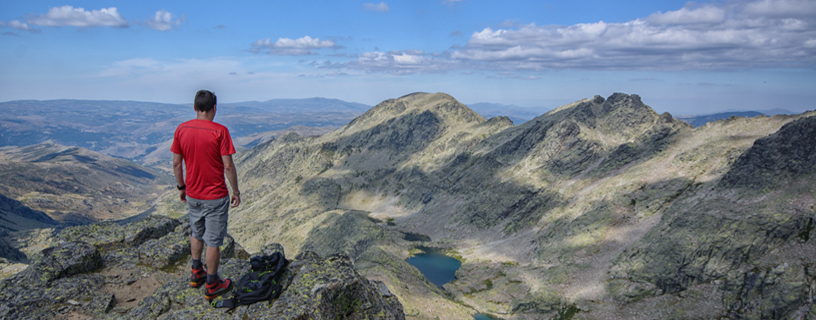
[
  {"left": 448, "top": 108, "right": 815, "bottom": 318},
  {"left": 230, "top": 92, "right": 510, "bottom": 252}
]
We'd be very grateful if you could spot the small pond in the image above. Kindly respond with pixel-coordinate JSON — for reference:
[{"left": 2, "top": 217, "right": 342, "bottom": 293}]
[
  {"left": 405, "top": 246, "right": 461, "bottom": 289},
  {"left": 406, "top": 246, "right": 500, "bottom": 320}
]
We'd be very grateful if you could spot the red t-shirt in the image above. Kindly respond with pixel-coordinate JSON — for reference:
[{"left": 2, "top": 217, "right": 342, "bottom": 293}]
[{"left": 170, "top": 119, "right": 236, "bottom": 200}]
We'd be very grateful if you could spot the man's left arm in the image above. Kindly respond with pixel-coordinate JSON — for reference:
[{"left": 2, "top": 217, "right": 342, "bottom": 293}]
[
  {"left": 222, "top": 154, "right": 241, "bottom": 208},
  {"left": 172, "top": 153, "right": 187, "bottom": 203}
]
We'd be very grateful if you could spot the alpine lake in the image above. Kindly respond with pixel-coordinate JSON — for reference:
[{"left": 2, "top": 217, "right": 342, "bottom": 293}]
[{"left": 404, "top": 234, "right": 501, "bottom": 320}]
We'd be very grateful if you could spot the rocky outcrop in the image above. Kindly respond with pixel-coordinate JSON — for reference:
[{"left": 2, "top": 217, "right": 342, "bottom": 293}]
[
  {"left": 719, "top": 115, "right": 816, "bottom": 189},
  {"left": 127, "top": 248, "right": 403, "bottom": 320},
  {"left": 0, "top": 215, "right": 404, "bottom": 320}
]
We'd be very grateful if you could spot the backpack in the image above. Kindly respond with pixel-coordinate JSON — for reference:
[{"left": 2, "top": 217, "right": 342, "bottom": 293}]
[{"left": 212, "top": 252, "right": 288, "bottom": 311}]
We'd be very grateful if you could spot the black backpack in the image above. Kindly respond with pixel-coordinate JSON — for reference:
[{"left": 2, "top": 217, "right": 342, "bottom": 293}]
[{"left": 212, "top": 252, "right": 288, "bottom": 311}]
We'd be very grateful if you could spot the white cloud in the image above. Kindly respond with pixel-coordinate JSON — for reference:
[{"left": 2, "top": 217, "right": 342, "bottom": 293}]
[
  {"left": 333, "top": 0, "right": 816, "bottom": 75},
  {"left": 744, "top": 0, "right": 816, "bottom": 18},
  {"left": 443, "top": 0, "right": 466, "bottom": 5},
  {"left": 251, "top": 36, "right": 337, "bottom": 55},
  {"left": 448, "top": 0, "right": 816, "bottom": 71},
  {"left": 144, "top": 10, "right": 186, "bottom": 31},
  {"left": 27, "top": 6, "right": 128, "bottom": 28},
  {"left": 1, "top": 20, "right": 41, "bottom": 33},
  {"left": 363, "top": 2, "right": 389, "bottom": 12}
]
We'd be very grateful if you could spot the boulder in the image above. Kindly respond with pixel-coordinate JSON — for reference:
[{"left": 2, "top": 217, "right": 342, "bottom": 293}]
[{"left": 0, "top": 215, "right": 404, "bottom": 320}]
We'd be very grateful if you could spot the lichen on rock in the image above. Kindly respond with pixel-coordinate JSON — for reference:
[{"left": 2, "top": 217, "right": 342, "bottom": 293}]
[{"left": 0, "top": 216, "right": 403, "bottom": 320}]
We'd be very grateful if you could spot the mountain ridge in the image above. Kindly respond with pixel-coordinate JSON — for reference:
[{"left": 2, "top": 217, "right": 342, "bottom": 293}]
[{"left": 209, "top": 91, "right": 815, "bottom": 319}]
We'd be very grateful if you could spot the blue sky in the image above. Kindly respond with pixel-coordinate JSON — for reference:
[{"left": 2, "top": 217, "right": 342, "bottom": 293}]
[{"left": 1, "top": 0, "right": 815, "bottom": 115}]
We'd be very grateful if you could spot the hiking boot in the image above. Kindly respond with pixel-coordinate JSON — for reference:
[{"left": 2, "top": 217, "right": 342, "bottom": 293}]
[
  {"left": 204, "top": 278, "right": 232, "bottom": 301},
  {"left": 190, "top": 266, "right": 207, "bottom": 288}
]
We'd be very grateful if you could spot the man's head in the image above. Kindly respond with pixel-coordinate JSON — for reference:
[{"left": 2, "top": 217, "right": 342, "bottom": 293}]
[{"left": 194, "top": 90, "right": 217, "bottom": 112}]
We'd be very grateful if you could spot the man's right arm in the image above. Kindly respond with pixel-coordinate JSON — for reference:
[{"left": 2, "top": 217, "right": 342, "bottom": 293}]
[
  {"left": 222, "top": 154, "right": 241, "bottom": 208},
  {"left": 173, "top": 153, "right": 187, "bottom": 203}
]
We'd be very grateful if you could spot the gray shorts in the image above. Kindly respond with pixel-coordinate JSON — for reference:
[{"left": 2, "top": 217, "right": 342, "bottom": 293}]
[{"left": 187, "top": 196, "right": 229, "bottom": 248}]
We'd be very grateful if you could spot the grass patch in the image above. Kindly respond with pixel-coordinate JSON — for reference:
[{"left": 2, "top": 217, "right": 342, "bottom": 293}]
[
  {"left": 445, "top": 248, "right": 464, "bottom": 262},
  {"left": 554, "top": 303, "right": 579, "bottom": 320}
]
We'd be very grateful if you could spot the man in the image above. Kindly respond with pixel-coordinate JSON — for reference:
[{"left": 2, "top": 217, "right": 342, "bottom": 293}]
[{"left": 171, "top": 90, "right": 241, "bottom": 301}]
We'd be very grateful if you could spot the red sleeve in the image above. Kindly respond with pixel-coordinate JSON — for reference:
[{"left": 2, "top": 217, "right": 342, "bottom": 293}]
[
  {"left": 170, "top": 127, "right": 182, "bottom": 154},
  {"left": 220, "top": 127, "right": 236, "bottom": 156}
]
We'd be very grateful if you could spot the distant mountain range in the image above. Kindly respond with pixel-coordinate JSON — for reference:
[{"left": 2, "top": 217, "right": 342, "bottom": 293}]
[
  {"left": 0, "top": 99, "right": 364, "bottom": 164},
  {"left": 465, "top": 102, "right": 551, "bottom": 124},
  {"left": 675, "top": 108, "right": 795, "bottom": 127},
  {"left": 3, "top": 98, "right": 787, "bottom": 165},
  {"left": 220, "top": 97, "right": 371, "bottom": 113}
]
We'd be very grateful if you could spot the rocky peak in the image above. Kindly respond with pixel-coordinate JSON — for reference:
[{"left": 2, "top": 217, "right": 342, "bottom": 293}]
[
  {"left": 485, "top": 93, "right": 688, "bottom": 178},
  {"left": 0, "top": 215, "right": 404, "bottom": 320},
  {"left": 336, "top": 92, "right": 485, "bottom": 138}
]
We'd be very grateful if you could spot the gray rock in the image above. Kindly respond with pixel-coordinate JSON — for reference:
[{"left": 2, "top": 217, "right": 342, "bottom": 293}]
[
  {"left": 138, "top": 231, "right": 189, "bottom": 269},
  {"left": 122, "top": 251, "right": 403, "bottom": 320},
  {"left": 0, "top": 215, "right": 404, "bottom": 320},
  {"left": 54, "top": 215, "right": 180, "bottom": 249},
  {"left": 17, "top": 241, "right": 101, "bottom": 286},
  {"left": 720, "top": 115, "right": 816, "bottom": 189}
]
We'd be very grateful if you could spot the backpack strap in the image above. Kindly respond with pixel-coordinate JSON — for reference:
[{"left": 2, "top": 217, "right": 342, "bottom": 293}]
[
  {"left": 211, "top": 252, "right": 289, "bottom": 312},
  {"left": 211, "top": 297, "right": 238, "bottom": 312}
]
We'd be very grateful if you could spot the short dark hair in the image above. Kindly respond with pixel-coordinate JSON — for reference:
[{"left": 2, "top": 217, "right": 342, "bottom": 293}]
[{"left": 194, "top": 90, "right": 217, "bottom": 112}]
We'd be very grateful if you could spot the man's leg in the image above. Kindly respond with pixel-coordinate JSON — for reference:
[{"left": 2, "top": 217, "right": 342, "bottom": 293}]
[
  {"left": 191, "top": 236, "right": 204, "bottom": 260},
  {"left": 202, "top": 196, "right": 231, "bottom": 300},
  {"left": 188, "top": 197, "right": 208, "bottom": 288},
  {"left": 206, "top": 245, "right": 220, "bottom": 276}
]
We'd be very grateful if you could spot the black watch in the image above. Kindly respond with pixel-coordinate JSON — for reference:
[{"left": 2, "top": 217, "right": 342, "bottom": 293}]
[{"left": 177, "top": 185, "right": 186, "bottom": 190}]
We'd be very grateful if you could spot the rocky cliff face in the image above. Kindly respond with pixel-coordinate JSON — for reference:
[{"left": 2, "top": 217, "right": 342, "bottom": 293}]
[
  {"left": 0, "top": 215, "right": 404, "bottom": 320},
  {"left": 611, "top": 115, "right": 816, "bottom": 319},
  {"left": 719, "top": 115, "right": 816, "bottom": 189}
]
